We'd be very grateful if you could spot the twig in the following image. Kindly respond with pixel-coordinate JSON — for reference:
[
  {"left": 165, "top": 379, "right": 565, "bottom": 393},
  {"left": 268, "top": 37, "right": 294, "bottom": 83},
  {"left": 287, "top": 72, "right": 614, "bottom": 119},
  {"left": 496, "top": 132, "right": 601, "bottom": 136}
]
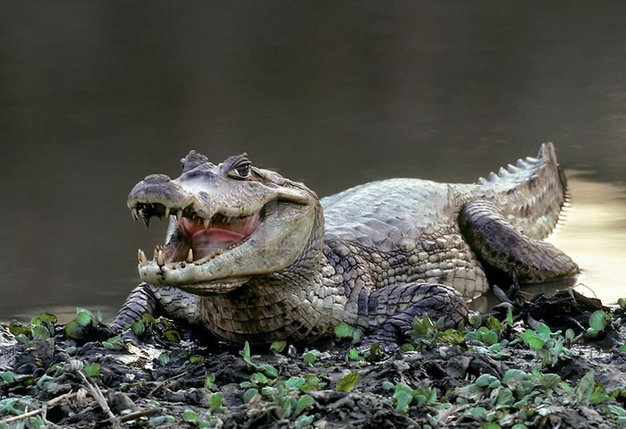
[
  {"left": 0, "top": 391, "right": 76, "bottom": 425},
  {"left": 148, "top": 371, "right": 187, "bottom": 396},
  {"left": 0, "top": 409, "right": 43, "bottom": 425},
  {"left": 71, "top": 360, "right": 122, "bottom": 429},
  {"left": 119, "top": 407, "right": 160, "bottom": 423}
]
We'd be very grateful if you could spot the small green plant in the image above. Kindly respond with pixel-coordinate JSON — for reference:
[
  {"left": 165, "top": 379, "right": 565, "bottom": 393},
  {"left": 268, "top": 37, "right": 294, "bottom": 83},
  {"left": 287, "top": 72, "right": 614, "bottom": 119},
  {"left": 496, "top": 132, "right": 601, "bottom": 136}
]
[
  {"left": 239, "top": 341, "right": 279, "bottom": 378},
  {"left": 102, "top": 336, "right": 125, "bottom": 351},
  {"left": 335, "top": 370, "right": 359, "bottom": 392},
  {"left": 519, "top": 323, "right": 569, "bottom": 368},
  {"left": 585, "top": 310, "right": 610, "bottom": 339},
  {"left": 65, "top": 308, "right": 101, "bottom": 340},
  {"left": 7, "top": 312, "right": 58, "bottom": 345},
  {"left": 302, "top": 349, "right": 320, "bottom": 366},
  {"left": 241, "top": 374, "right": 321, "bottom": 425},
  {"left": 391, "top": 383, "right": 438, "bottom": 414},
  {"left": 334, "top": 322, "right": 364, "bottom": 344},
  {"left": 270, "top": 340, "right": 287, "bottom": 354}
]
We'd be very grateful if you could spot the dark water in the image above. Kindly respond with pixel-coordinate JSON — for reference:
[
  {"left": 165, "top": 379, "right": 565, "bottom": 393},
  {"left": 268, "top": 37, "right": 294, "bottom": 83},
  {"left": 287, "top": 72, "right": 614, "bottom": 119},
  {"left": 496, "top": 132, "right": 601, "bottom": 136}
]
[{"left": 2, "top": 1, "right": 626, "bottom": 322}]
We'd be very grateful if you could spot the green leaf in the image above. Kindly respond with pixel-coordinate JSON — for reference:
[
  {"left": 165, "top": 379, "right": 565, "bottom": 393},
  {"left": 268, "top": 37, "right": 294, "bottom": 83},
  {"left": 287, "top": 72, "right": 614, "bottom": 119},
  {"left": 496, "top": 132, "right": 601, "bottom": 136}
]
[
  {"left": 485, "top": 316, "right": 501, "bottom": 331},
  {"left": 189, "top": 354, "right": 205, "bottom": 364},
  {"left": 588, "top": 310, "right": 608, "bottom": 332},
  {"left": 209, "top": 392, "right": 224, "bottom": 413},
  {"left": 382, "top": 381, "right": 395, "bottom": 390},
  {"left": 157, "top": 352, "right": 171, "bottom": 365},
  {"left": 270, "top": 340, "right": 287, "bottom": 354},
  {"left": 608, "top": 404, "right": 626, "bottom": 416},
  {"left": 294, "top": 414, "right": 315, "bottom": 429},
  {"left": 204, "top": 373, "right": 215, "bottom": 390},
  {"left": 303, "top": 350, "right": 319, "bottom": 366},
  {"left": 348, "top": 348, "right": 362, "bottom": 361},
  {"left": 83, "top": 362, "right": 101, "bottom": 377},
  {"left": 481, "top": 330, "right": 499, "bottom": 346},
  {"left": 282, "top": 396, "right": 297, "bottom": 418},
  {"left": 480, "top": 423, "right": 502, "bottom": 429},
  {"left": 164, "top": 329, "right": 181, "bottom": 342},
  {"left": 241, "top": 341, "right": 252, "bottom": 364},
  {"left": 181, "top": 409, "right": 198, "bottom": 422},
  {"left": 495, "top": 387, "right": 514, "bottom": 406},
  {"left": 259, "top": 364, "right": 278, "bottom": 378},
  {"left": 351, "top": 327, "right": 364, "bottom": 344},
  {"left": 466, "top": 406, "right": 487, "bottom": 420},
  {"left": 30, "top": 325, "right": 51, "bottom": 339},
  {"left": 27, "top": 415, "right": 45, "bottom": 429},
  {"left": 619, "top": 344, "right": 626, "bottom": 353},
  {"left": 130, "top": 320, "right": 145, "bottom": 336},
  {"left": 575, "top": 370, "right": 595, "bottom": 406},
  {"left": 65, "top": 320, "right": 87, "bottom": 340},
  {"left": 75, "top": 308, "right": 95, "bottom": 327},
  {"left": 394, "top": 390, "right": 413, "bottom": 413},
  {"left": 505, "top": 307, "right": 513, "bottom": 327},
  {"left": 294, "top": 394, "right": 315, "bottom": 417},
  {"left": 336, "top": 371, "right": 359, "bottom": 392},
  {"left": 475, "top": 374, "right": 500, "bottom": 389},
  {"left": 250, "top": 372, "right": 269, "bottom": 385},
  {"left": 103, "top": 337, "right": 125, "bottom": 351},
  {"left": 243, "top": 388, "right": 259, "bottom": 404},
  {"left": 521, "top": 330, "right": 545, "bottom": 350},
  {"left": 285, "top": 376, "right": 305, "bottom": 391},
  {"left": 1, "top": 371, "right": 15, "bottom": 383},
  {"left": 334, "top": 322, "right": 353, "bottom": 338},
  {"left": 535, "top": 323, "right": 552, "bottom": 336},
  {"left": 301, "top": 374, "right": 326, "bottom": 391}
]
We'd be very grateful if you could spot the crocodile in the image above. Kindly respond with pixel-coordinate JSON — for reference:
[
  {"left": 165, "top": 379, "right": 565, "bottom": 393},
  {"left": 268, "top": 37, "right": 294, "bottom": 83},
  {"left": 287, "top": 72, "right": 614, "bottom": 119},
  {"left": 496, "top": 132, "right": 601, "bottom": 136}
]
[{"left": 113, "top": 143, "right": 578, "bottom": 346}]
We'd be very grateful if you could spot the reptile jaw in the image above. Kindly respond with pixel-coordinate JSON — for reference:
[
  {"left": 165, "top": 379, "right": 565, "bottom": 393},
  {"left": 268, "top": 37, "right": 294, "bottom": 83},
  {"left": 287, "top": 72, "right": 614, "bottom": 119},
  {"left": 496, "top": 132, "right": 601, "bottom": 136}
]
[
  {"left": 132, "top": 201, "right": 265, "bottom": 268},
  {"left": 130, "top": 199, "right": 317, "bottom": 295}
]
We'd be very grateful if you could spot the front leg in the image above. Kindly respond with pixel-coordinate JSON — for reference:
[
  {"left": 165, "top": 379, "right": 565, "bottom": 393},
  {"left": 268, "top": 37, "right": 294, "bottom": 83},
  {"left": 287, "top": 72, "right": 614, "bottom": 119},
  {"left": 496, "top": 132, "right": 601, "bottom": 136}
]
[
  {"left": 112, "top": 282, "right": 200, "bottom": 331},
  {"left": 363, "top": 283, "right": 468, "bottom": 349}
]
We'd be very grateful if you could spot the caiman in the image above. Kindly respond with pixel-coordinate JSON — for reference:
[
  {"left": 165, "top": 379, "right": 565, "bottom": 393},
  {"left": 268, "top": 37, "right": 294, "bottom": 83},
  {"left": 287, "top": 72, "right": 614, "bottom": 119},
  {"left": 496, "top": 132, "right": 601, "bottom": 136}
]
[{"left": 113, "top": 143, "right": 578, "bottom": 346}]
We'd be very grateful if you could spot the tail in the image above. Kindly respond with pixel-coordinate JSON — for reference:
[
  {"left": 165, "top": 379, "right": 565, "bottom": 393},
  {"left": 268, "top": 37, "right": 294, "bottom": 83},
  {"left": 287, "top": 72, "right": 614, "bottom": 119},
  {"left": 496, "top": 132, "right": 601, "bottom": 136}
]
[{"left": 476, "top": 143, "right": 567, "bottom": 240}]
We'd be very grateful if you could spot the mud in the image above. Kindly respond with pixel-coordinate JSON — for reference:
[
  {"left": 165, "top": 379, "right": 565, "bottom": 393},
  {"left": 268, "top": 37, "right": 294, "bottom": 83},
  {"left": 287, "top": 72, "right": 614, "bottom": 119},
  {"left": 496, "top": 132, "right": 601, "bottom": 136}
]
[{"left": 2, "top": 294, "right": 626, "bottom": 428}]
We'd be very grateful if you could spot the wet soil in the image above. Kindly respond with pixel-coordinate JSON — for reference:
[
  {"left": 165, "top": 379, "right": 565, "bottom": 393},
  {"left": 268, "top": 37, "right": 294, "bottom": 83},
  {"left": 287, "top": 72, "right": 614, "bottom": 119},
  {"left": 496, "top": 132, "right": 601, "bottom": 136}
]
[{"left": 2, "top": 292, "right": 626, "bottom": 428}]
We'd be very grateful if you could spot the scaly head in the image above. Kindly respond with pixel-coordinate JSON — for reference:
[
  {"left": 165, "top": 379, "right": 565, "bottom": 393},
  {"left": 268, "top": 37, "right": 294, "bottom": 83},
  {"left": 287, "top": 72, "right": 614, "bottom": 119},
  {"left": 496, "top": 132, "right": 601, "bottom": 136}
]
[{"left": 128, "top": 151, "right": 320, "bottom": 295}]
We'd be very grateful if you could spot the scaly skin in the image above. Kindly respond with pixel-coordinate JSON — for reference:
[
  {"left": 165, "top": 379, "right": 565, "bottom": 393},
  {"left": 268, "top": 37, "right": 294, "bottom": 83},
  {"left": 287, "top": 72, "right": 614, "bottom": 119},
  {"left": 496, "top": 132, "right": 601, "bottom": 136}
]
[{"left": 114, "top": 144, "right": 578, "bottom": 345}]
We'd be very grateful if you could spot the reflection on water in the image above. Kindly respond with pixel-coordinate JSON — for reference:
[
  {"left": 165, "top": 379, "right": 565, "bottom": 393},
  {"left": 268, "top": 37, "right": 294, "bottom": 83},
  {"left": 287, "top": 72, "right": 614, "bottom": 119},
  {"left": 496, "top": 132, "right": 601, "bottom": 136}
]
[{"left": 547, "top": 173, "right": 626, "bottom": 304}]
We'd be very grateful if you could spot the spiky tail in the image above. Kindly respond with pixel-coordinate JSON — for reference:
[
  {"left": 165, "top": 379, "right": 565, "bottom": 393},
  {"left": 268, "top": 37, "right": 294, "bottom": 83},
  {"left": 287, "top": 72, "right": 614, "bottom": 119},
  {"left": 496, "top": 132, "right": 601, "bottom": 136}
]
[{"left": 476, "top": 143, "right": 567, "bottom": 240}]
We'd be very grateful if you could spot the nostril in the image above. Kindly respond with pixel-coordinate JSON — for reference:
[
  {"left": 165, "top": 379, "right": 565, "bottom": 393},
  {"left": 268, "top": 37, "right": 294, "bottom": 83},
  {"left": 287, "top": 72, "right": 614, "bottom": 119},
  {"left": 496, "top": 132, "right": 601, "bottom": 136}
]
[{"left": 144, "top": 174, "right": 171, "bottom": 183}]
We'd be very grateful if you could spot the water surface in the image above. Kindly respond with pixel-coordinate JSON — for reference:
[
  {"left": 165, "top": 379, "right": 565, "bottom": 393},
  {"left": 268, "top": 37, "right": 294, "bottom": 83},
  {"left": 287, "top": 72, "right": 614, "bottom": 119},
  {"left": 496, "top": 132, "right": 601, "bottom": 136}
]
[{"left": 2, "top": 1, "right": 626, "bottom": 322}]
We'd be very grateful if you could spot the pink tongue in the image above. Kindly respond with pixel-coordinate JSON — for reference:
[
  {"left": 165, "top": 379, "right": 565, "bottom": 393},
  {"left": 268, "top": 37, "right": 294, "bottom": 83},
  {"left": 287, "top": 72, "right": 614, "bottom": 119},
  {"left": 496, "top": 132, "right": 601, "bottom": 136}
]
[{"left": 191, "top": 229, "right": 244, "bottom": 259}]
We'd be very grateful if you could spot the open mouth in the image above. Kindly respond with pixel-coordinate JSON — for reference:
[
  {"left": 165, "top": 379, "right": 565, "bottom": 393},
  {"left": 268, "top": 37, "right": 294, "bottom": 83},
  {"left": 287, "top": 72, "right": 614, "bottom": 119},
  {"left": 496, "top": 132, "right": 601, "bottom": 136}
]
[{"left": 132, "top": 203, "right": 262, "bottom": 268}]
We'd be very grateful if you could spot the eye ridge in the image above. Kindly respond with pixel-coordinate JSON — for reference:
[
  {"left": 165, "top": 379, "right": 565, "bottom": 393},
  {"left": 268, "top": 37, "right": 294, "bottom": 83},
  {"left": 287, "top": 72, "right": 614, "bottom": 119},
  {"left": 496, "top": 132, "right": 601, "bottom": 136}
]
[{"left": 231, "top": 162, "right": 252, "bottom": 179}]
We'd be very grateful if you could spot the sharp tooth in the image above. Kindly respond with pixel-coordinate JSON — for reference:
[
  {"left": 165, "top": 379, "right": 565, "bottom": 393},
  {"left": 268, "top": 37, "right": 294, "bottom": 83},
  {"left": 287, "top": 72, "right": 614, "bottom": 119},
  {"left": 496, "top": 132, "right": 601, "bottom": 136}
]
[
  {"left": 164, "top": 207, "right": 171, "bottom": 218},
  {"left": 176, "top": 210, "right": 182, "bottom": 221},
  {"left": 203, "top": 218, "right": 210, "bottom": 228},
  {"left": 138, "top": 249, "right": 147, "bottom": 265},
  {"left": 131, "top": 208, "right": 139, "bottom": 221},
  {"left": 139, "top": 210, "right": 150, "bottom": 228},
  {"left": 157, "top": 249, "right": 165, "bottom": 267},
  {"left": 186, "top": 249, "right": 194, "bottom": 263}
]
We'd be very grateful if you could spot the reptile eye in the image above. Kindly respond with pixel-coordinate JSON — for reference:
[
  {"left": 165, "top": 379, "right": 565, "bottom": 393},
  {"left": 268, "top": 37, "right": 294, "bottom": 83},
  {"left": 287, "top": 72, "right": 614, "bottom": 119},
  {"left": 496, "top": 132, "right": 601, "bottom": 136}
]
[{"left": 230, "top": 162, "right": 252, "bottom": 179}]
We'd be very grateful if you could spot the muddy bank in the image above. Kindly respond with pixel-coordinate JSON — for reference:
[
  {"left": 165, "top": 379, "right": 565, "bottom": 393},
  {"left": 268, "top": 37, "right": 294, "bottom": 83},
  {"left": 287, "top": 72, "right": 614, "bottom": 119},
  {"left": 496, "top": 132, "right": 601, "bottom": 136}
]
[{"left": 2, "top": 294, "right": 626, "bottom": 428}]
